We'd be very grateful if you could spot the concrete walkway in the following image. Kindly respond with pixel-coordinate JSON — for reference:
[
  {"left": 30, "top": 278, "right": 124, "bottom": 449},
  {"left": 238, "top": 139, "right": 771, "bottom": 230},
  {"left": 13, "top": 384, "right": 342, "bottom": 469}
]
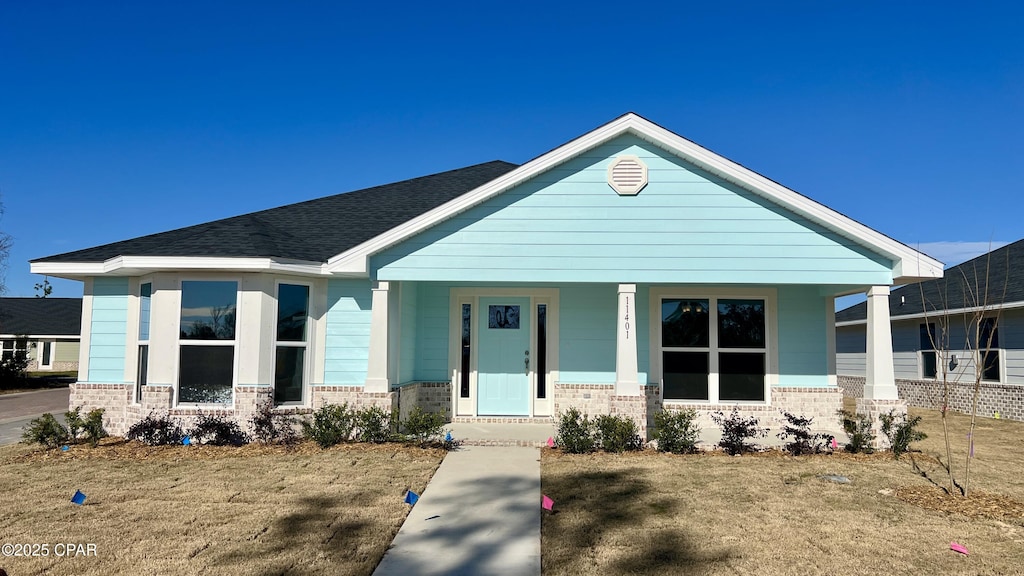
[
  {"left": 0, "top": 387, "right": 70, "bottom": 445},
  {"left": 373, "top": 445, "right": 541, "bottom": 576}
]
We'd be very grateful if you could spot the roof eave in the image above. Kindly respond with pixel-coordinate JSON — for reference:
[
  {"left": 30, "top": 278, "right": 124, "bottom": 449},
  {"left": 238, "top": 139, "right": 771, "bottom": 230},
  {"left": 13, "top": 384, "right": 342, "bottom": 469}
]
[{"left": 31, "top": 256, "right": 330, "bottom": 279}]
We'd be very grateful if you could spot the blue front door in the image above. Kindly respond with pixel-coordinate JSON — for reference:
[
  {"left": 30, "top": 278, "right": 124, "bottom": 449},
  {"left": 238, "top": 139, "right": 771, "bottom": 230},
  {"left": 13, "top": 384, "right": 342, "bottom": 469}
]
[{"left": 477, "top": 297, "right": 531, "bottom": 416}]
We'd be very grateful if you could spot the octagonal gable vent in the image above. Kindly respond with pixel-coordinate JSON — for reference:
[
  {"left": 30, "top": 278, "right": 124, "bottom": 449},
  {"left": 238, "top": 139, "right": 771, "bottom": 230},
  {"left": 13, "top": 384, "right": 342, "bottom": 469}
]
[{"left": 607, "top": 155, "right": 648, "bottom": 195}]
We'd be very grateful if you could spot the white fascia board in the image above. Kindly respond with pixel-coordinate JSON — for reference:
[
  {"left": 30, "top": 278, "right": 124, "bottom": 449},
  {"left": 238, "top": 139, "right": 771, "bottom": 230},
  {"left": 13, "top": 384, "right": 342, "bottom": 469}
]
[
  {"left": 325, "top": 113, "right": 943, "bottom": 280},
  {"left": 835, "top": 299, "right": 1024, "bottom": 327},
  {"left": 32, "top": 256, "right": 328, "bottom": 278},
  {"left": 0, "top": 334, "right": 81, "bottom": 339}
]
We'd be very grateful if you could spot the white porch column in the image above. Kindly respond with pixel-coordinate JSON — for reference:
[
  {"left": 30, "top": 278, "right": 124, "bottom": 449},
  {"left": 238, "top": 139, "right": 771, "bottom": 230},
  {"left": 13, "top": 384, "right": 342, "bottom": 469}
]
[
  {"left": 615, "top": 284, "right": 640, "bottom": 396},
  {"left": 365, "top": 281, "right": 391, "bottom": 393},
  {"left": 864, "top": 285, "right": 899, "bottom": 400}
]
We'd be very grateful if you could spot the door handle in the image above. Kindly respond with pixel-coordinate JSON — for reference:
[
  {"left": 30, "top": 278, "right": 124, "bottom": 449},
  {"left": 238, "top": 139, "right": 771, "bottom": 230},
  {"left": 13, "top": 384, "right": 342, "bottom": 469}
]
[{"left": 524, "top": 350, "right": 530, "bottom": 374}]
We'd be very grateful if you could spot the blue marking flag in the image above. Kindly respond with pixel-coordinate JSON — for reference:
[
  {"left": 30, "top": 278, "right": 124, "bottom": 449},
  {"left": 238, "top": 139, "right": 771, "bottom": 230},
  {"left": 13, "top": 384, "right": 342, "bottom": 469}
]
[
  {"left": 61, "top": 445, "right": 69, "bottom": 452},
  {"left": 445, "top": 431, "right": 452, "bottom": 443},
  {"left": 71, "top": 490, "right": 86, "bottom": 505},
  {"left": 182, "top": 436, "right": 191, "bottom": 446},
  {"left": 404, "top": 490, "right": 419, "bottom": 506}
]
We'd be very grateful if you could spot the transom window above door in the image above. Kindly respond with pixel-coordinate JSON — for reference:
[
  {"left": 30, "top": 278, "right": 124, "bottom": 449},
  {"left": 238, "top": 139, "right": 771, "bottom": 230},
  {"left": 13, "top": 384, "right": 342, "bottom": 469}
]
[{"left": 660, "top": 297, "right": 767, "bottom": 403}]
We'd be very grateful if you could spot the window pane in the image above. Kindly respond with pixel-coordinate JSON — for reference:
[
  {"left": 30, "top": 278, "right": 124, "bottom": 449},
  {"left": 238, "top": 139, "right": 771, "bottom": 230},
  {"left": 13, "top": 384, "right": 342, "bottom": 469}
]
[
  {"left": 719, "top": 352, "right": 765, "bottom": 401},
  {"left": 663, "top": 351, "right": 709, "bottom": 400},
  {"left": 981, "top": 350, "right": 1000, "bottom": 381},
  {"left": 179, "top": 346, "right": 234, "bottom": 403},
  {"left": 718, "top": 300, "right": 765, "bottom": 349},
  {"left": 41, "top": 341, "right": 52, "bottom": 365},
  {"left": 277, "top": 284, "right": 309, "bottom": 342},
  {"left": 980, "top": 318, "right": 999, "bottom": 349},
  {"left": 137, "top": 344, "right": 149, "bottom": 402},
  {"left": 180, "top": 281, "right": 237, "bottom": 340},
  {"left": 919, "top": 323, "right": 936, "bottom": 351},
  {"left": 461, "top": 304, "right": 471, "bottom": 398},
  {"left": 922, "top": 351, "right": 937, "bottom": 379},
  {"left": 275, "top": 347, "right": 305, "bottom": 403},
  {"left": 537, "top": 304, "right": 547, "bottom": 399},
  {"left": 140, "top": 283, "right": 152, "bottom": 340},
  {"left": 662, "top": 299, "right": 709, "bottom": 347}
]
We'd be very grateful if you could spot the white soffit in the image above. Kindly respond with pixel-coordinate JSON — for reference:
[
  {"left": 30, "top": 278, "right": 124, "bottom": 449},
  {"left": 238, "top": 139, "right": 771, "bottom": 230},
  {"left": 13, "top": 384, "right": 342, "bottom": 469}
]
[
  {"left": 327, "top": 113, "right": 943, "bottom": 281},
  {"left": 30, "top": 256, "right": 327, "bottom": 279}
]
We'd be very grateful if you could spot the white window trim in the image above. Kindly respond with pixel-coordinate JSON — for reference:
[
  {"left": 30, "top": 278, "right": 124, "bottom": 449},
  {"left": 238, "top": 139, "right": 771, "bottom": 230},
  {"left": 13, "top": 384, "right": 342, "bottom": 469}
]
[
  {"left": 175, "top": 277, "right": 241, "bottom": 407},
  {"left": 37, "top": 340, "right": 54, "bottom": 370},
  {"left": 650, "top": 286, "right": 778, "bottom": 405},
  {"left": 273, "top": 279, "right": 313, "bottom": 406}
]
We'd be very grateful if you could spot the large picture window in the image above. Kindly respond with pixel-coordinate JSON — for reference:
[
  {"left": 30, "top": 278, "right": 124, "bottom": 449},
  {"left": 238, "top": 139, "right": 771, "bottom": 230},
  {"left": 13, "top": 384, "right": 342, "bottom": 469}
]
[
  {"left": 661, "top": 297, "right": 767, "bottom": 402},
  {"left": 274, "top": 283, "right": 309, "bottom": 404},
  {"left": 179, "top": 280, "right": 237, "bottom": 404}
]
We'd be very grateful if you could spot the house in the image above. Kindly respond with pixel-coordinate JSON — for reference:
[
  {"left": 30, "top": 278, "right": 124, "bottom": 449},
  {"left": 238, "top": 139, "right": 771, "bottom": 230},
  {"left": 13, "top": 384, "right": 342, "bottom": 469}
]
[
  {"left": 0, "top": 297, "right": 82, "bottom": 372},
  {"left": 29, "top": 113, "right": 943, "bottom": 437},
  {"left": 836, "top": 239, "right": 1024, "bottom": 422}
]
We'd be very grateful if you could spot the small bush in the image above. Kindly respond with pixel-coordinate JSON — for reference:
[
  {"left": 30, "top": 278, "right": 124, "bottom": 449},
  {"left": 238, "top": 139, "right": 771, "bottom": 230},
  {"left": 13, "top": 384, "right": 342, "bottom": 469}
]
[
  {"left": 249, "top": 404, "right": 300, "bottom": 446},
  {"left": 839, "top": 410, "right": 875, "bottom": 454},
  {"left": 356, "top": 405, "right": 394, "bottom": 444},
  {"left": 653, "top": 409, "right": 700, "bottom": 454},
  {"left": 21, "top": 413, "right": 68, "bottom": 448},
  {"left": 302, "top": 403, "right": 356, "bottom": 448},
  {"left": 879, "top": 410, "right": 926, "bottom": 458},
  {"left": 401, "top": 406, "right": 447, "bottom": 447},
  {"left": 595, "top": 414, "right": 643, "bottom": 452},
  {"left": 126, "top": 412, "right": 185, "bottom": 446},
  {"left": 710, "top": 408, "right": 767, "bottom": 455},
  {"left": 81, "top": 408, "right": 108, "bottom": 447},
  {"left": 555, "top": 407, "right": 596, "bottom": 454},
  {"left": 777, "top": 411, "right": 833, "bottom": 456},
  {"left": 188, "top": 414, "right": 249, "bottom": 446}
]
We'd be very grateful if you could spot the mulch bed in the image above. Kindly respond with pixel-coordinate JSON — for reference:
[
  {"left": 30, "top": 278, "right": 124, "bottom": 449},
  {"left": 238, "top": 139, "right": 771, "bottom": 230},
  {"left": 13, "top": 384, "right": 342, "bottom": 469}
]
[{"left": 896, "top": 485, "right": 1024, "bottom": 521}]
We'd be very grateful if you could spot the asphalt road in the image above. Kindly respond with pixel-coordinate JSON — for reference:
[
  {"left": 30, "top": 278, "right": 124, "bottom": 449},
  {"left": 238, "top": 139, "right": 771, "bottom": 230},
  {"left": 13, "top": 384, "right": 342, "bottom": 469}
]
[{"left": 0, "top": 387, "right": 70, "bottom": 445}]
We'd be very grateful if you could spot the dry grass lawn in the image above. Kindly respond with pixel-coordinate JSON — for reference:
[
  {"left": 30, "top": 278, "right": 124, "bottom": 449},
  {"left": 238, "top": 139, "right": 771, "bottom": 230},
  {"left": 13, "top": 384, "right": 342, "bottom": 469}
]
[
  {"left": 542, "top": 405, "right": 1024, "bottom": 575},
  {"left": 0, "top": 441, "right": 443, "bottom": 575}
]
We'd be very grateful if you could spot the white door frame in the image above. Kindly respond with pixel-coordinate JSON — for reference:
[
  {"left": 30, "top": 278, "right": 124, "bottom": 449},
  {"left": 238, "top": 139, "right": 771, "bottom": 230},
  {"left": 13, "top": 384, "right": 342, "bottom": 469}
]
[{"left": 449, "top": 288, "right": 559, "bottom": 417}]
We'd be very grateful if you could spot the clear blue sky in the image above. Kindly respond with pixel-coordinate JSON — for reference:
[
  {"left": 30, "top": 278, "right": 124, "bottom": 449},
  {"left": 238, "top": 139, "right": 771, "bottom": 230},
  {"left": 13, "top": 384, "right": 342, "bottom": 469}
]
[{"left": 1, "top": 1, "right": 1021, "bottom": 299}]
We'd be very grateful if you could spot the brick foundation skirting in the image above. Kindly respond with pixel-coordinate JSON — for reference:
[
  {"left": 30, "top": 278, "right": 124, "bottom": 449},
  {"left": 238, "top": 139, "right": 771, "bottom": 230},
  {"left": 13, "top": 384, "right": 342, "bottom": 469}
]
[{"left": 838, "top": 375, "right": 1023, "bottom": 422}]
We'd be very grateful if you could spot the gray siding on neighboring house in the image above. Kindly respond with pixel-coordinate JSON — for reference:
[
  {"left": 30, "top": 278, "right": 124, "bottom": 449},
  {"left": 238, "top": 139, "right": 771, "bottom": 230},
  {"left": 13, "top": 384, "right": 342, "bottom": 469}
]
[{"left": 835, "top": 325, "right": 866, "bottom": 376}]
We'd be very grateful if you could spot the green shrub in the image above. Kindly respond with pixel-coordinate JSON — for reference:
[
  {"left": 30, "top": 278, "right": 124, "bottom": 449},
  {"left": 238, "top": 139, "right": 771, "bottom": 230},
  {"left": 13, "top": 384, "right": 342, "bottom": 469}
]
[
  {"left": 188, "top": 414, "right": 249, "bottom": 446},
  {"left": 356, "top": 405, "right": 394, "bottom": 443},
  {"left": 839, "top": 410, "right": 875, "bottom": 454},
  {"left": 302, "top": 403, "right": 356, "bottom": 448},
  {"left": 879, "top": 410, "right": 926, "bottom": 458},
  {"left": 595, "top": 414, "right": 643, "bottom": 452},
  {"left": 81, "top": 408, "right": 108, "bottom": 447},
  {"left": 126, "top": 413, "right": 185, "bottom": 446},
  {"left": 653, "top": 409, "right": 700, "bottom": 454},
  {"left": 555, "top": 407, "right": 596, "bottom": 454},
  {"left": 777, "top": 411, "right": 833, "bottom": 456},
  {"left": 0, "top": 337, "right": 30, "bottom": 390},
  {"left": 710, "top": 408, "right": 767, "bottom": 455},
  {"left": 21, "top": 413, "right": 69, "bottom": 448},
  {"left": 249, "top": 404, "right": 300, "bottom": 446},
  {"left": 64, "top": 407, "right": 84, "bottom": 441},
  {"left": 400, "top": 406, "right": 447, "bottom": 447}
]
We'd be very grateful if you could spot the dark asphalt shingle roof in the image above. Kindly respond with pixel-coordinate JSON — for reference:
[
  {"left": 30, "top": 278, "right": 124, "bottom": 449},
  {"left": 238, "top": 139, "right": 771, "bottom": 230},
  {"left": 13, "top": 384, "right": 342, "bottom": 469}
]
[
  {"left": 836, "top": 239, "right": 1024, "bottom": 323},
  {"left": 32, "top": 161, "right": 519, "bottom": 264},
  {"left": 0, "top": 298, "right": 83, "bottom": 336}
]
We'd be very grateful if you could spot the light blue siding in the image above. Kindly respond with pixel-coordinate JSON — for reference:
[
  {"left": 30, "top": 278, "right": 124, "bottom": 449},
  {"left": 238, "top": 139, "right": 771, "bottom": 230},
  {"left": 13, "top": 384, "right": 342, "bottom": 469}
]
[
  {"left": 776, "top": 286, "right": 830, "bottom": 387},
  {"left": 558, "top": 284, "right": 616, "bottom": 384},
  {"left": 413, "top": 283, "right": 450, "bottom": 382},
  {"left": 324, "top": 279, "right": 372, "bottom": 385},
  {"left": 373, "top": 135, "right": 894, "bottom": 285},
  {"left": 88, "top": 277, "right": 129, "bottom": 383},
  {"left": 398, "top": 282, "right": 418, "bottom": 384}
]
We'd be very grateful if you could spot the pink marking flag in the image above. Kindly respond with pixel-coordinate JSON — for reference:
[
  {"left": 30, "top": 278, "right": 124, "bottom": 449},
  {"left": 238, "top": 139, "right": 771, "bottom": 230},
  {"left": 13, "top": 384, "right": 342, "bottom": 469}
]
[
  {"left": 542, "top": 494, "right": 554, "bottom": 511},
  {"left": 831, "top": 437, "right": 838, "bottom": 450},
  {"left": 546, "top": 436, "right": 555, "bottom": 448},
  {"left": 950, "top": 542, "right": 969, "bottom": 556}
]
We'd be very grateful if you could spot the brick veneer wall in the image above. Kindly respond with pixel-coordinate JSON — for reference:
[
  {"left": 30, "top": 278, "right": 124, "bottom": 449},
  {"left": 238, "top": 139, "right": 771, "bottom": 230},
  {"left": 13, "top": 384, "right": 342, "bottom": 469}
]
[
  {"left": 839, "top": 375, "right": 1024, "bottom": 422},
  {"left": 656, "top": 386, "right": 843, "bottom": 434},
  {"left": 397, "top": 382, "right": 452, "bottom": 422}
]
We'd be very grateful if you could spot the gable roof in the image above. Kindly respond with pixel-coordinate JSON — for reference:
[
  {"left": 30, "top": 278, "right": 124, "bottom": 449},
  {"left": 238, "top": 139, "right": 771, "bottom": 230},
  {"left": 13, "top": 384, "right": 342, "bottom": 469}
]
[
  {"left": 836, "top": 239, "right": 1024, "bottom": 324},
  {"left": 325, "top": 113, "right": 943, "bottom": 283},
  {"left": 31, "top": 161, "right": 518, "bottom": 275},
  {"left": 0, "top": 298, "right": 83, "bottom": 337}
]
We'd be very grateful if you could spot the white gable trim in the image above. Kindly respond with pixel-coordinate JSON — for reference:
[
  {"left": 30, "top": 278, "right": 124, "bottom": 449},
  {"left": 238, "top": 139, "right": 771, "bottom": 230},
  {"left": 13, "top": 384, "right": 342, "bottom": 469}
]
[
  {"left": 325, "top": 113, "right": 942, "bottom": 283},
  {"left": 31, "top": 256, "right": 328, "bottom": 279}
]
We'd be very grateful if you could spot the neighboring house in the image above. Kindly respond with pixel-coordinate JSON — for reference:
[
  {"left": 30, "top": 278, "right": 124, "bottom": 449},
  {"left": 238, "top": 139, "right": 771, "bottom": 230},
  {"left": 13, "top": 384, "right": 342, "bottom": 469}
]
[
  {"left": 30, "top": 113, "right": 942, "bottom": 436},
  {"left": 0, "top": 297, "right": 83, "bottom": 372},
  {"left": 836, "top": 239, "right": 1024, "bottom": 421}
]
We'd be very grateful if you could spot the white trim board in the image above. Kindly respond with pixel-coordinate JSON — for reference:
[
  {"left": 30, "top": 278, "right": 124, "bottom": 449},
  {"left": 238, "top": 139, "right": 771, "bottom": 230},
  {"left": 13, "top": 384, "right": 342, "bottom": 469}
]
[
  {"left": 836, "top": 300, "right": 1024, "bottom": 327},
  {"left": 326, "top": 113, "right": 943, "bottom": 284}
]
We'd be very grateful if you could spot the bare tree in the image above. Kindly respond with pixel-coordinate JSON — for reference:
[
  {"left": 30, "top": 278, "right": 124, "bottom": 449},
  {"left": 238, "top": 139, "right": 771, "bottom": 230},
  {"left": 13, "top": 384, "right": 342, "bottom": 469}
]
[
  {"left": 921, "top": 245, "right": 1009, "bottom": 497},
  {"left": 0, "top": 198, "right": 11, "bottom": 296}
]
